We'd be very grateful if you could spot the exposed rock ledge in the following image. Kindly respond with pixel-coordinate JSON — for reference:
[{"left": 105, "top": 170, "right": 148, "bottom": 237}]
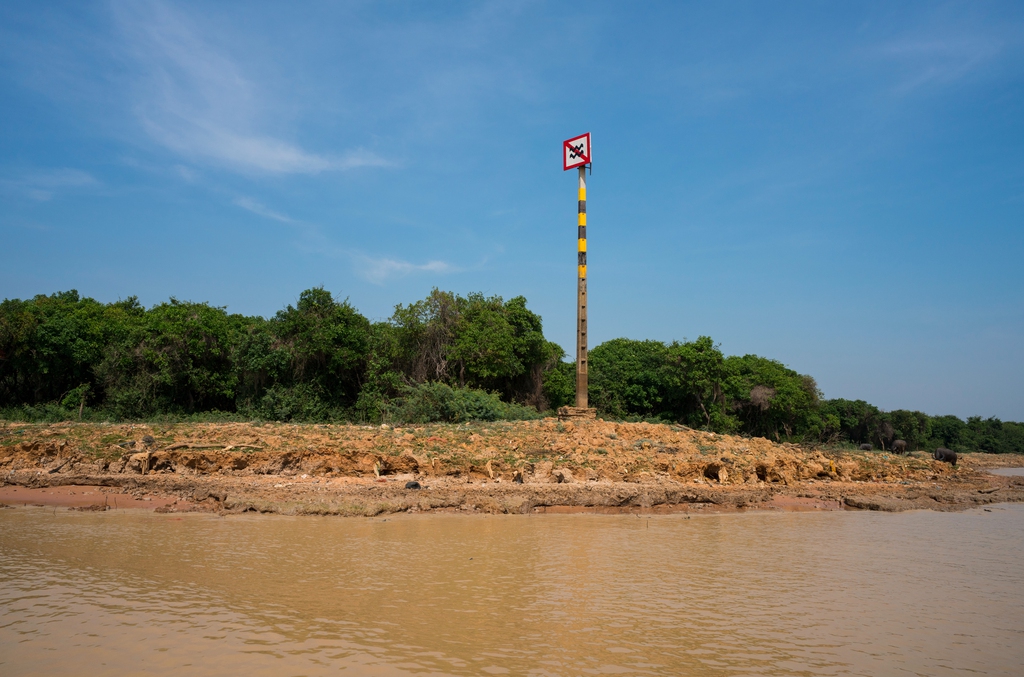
[{"left": 2, "top": 420, "right": 1022, "bottom": 516}]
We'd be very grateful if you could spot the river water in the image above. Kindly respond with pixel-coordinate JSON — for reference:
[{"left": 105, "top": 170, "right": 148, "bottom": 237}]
[
  {"left": 2, "top": 506, "right": 1022, "bottom": 676},
  {"left": 989, "top": 467, "right": 1024, "bottom": 476}
]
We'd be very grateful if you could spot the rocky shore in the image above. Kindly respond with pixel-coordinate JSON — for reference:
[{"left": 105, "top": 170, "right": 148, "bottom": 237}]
[{"left": 2, "top": 419, "right": 1022, "bottom": 516}]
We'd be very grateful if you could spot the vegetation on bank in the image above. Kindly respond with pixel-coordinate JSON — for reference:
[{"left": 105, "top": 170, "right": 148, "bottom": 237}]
[{"left": 1, "top": 288, "right": 1021, "bottom": 454}]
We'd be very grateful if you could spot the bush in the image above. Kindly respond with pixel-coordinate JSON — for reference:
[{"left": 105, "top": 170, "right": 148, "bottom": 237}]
[
  {"left": 386, "top": 382, "right": 541, "bottom": 424},
  {"left": 0, "top": 403, "right": 85, "bottom": 423},
  {"left": 2, "top": 288, "right": 1021, "bottom": 445},
  {"left": 542, "top": 359, "right": 576, "bottom": 410},
  {"left": 238, "top": 383, "right": 351, "bottom": 423},
  {"left": 589, "top": 338, "right": 674, "bottom": 418}
]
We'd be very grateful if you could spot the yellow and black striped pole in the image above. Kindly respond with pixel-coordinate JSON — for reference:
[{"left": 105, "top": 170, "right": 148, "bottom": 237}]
[{"left": 576, "top": 165, "right": 588, "bottom": 409}]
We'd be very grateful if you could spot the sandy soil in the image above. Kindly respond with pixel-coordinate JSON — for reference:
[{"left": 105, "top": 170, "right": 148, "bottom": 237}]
[
  {"left": 0, "top": 484, "right": 191, "bottom": 511},
  {"left": 2, "top": 419, "right": 1022, "bottom": 516}
]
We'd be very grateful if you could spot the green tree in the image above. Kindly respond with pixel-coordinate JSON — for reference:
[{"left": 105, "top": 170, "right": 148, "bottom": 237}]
[
  {"left": 819, "top": 399, "right": 884, "bottom": 447},
  {"left": 353, "top": 321, "right": 407, "bottom": 423},
  {"left": 667, "top": 336, "right": 734, "bottom": 430},
  {"left": 589, "top": 338, "right": 673, "bottom": 418},
  {"left": 449, "top": 293, "right": 549, "bottom": 399},
  {"left": 4, "top": 288, "right": 1024, "bottom": 439},
  {"left": 98, "top": 299, "right": 239, "bottom": 417},
  {"left": 964, "top": 416, "right": 1024, "bottom": 454},
  {"left": 923, "top": 414, "right": 968, "bottom": 451},
  {"left": 724, "top": 355, "right": 821, "bottom": 440},
  {"left": 386, "top": 289, "right": 555, "bottom": 408},
  {"left": 888, "top": 409, "right": 932, "bottom": 450},
  {"left": 542, "top": 356, "right": 576, "bottom": 411},
  {"left": 266, "top": 287, "right": 372, "bottom": 418},
  {"left": 0, "top": 291, "right": 143, "bottom": 409},
  {"left": 232, "top": 317, "right": 290, "bottom": 414}
]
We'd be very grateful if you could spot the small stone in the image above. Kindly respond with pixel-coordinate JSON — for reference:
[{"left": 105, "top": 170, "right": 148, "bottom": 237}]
[
  {"left": 533, "top": 461, "right": 554, "bottom": 482},
  {"left": 127, "top": 452, "right": 152, "bottom": 474}
]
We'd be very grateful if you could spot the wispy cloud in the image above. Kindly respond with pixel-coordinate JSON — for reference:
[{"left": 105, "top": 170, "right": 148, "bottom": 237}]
[
  {"left": 231, "top": 195, "right": 454, "bottom": 282},
  {"left": 112, "top": 1, "right": 389, "bottom": 174},
  {"left": 0, "top": 168, "right": 99, "bottom": 201},
  {"left": 354, "top": 255, "right": 454, "bottom": 284},
  {"left": 232, "top": 196, "right": 295, "bottom": 224},
  {"left": 876, "top": 35, "right": 1004, "bottom": 93},
  {"left": 333, "top": 149, "right": 394, "bottom": 171}
]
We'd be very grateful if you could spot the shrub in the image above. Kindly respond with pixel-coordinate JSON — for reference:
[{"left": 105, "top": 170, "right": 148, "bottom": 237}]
[{"left": 386, "top": 382, "right": 541, "bottom": 424}]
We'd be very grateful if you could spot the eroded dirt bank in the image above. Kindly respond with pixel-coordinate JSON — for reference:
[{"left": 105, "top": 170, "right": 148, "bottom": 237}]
[{"left": 2, "top": 419, "right": 1023, "bottom": 516}]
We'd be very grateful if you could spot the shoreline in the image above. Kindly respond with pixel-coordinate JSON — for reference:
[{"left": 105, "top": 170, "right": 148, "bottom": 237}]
[
  {"left": 3, "top": 420, "right": 1023, "bottom": 516},
  {"left": 4, "top": 464, "right": 1022, "bottom": 518}
]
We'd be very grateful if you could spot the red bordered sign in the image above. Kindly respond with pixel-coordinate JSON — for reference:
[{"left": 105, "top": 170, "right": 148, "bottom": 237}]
[{"left": 563, "top": 133, "right": 591, "bottom": 171}]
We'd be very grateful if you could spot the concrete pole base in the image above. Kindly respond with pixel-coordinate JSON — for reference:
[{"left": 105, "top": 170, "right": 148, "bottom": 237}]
[{"left": 557, "top": 406, "right": 597, "bottom": 421}]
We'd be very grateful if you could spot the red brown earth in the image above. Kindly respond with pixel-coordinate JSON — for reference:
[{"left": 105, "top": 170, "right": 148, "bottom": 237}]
[{"left": 2, "top": 419, "right": 1022, "bottom": 516}]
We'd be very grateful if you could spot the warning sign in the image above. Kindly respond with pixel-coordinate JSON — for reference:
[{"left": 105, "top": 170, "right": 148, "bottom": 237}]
[{"left": 563, "top": 133, "right": 591, "bottom": 171}]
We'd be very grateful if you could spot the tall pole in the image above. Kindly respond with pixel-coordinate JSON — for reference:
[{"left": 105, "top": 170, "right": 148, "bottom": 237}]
[{"left": 576, "top": 165, "right": 588, "bottom": 409}]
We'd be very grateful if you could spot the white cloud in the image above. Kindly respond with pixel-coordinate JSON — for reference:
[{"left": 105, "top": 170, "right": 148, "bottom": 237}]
[
  {"left": 172, "top": 164, "right": 197, "bottom": 182},
  {"left": 232, "top": 196, "right": 295, "bottom": 224},
  {"left": 112, "top": 1, "right": 389, "bottom": 174},
  {"left": 876, "top": 36, "right": 1003, "bottom": 93},
  {"left": 229, "top": 197, "right": 451, "bottom": 283},
  {"left": 334, "top": 149, "right": 394, "bottom": 171},
  {"left": 0, "top": 168, "right": 99, "bottom": 201},
  {"left": 354, "top": 254, "right": 454, "bottom": 284}
]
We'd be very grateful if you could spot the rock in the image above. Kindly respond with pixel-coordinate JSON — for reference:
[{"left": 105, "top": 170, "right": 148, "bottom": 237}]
[
  {"left": 802, "top": 462, "right": 824, "bottom": 478},
  {"left": 45, "top": 456, "right": 76, "bottom": 474},
  {"left": 532, "top": 461, "right": 554, "bottom": 483},
  {"left": 844, "top": 495, "right": 905, "bottom": 512},
  {"left": 556, "top": 406, "right": 595, "bottom": 420},
  {"left": 512, "top": 470, "right": 525, "bottom": 484},
  {"left": 553, "top": 469, "right": 575, "bottom": 484},
  {"left": 142, "top": 435, "right": 156, "bottom": 447},
  {"left": 127, "top": 452, "right": 152, "bottom": 474}
]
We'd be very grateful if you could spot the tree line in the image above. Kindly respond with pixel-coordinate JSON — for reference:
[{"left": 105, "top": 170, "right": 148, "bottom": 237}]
[{"left": 1, "top": 288, "right": 1021, "bottom": 454}]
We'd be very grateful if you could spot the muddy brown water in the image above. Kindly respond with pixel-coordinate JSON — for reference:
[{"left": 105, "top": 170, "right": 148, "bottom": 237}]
[
  {"left": 2, "top": 507, "right": 1023, "bottom": 676},
  {"left": 988, "top": 467, "right": 1024, "bottom": 476}
]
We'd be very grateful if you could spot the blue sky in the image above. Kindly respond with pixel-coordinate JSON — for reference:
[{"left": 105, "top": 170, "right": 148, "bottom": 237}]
[{"left": 1, "top": 1, "right": 1022, "bottom": 420}]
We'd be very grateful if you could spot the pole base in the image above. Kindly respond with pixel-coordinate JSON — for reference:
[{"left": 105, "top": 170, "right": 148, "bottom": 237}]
[{"left": 557, "top": 406, "right": 597, "bottom": 421}]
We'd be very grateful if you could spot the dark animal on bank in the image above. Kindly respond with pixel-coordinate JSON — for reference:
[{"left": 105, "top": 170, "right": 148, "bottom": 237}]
[
  {"left": 404, "top": 481, "right": 421, "bottom": 490},
  {"left": 933, "top": 448, "right": 957, "bottom": 465},
  {"left": 859, "top": 444, "right": 873, "bottom": 451},
  {"left": 891, "top": 440, "right": 907, "bottom": 454}
]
